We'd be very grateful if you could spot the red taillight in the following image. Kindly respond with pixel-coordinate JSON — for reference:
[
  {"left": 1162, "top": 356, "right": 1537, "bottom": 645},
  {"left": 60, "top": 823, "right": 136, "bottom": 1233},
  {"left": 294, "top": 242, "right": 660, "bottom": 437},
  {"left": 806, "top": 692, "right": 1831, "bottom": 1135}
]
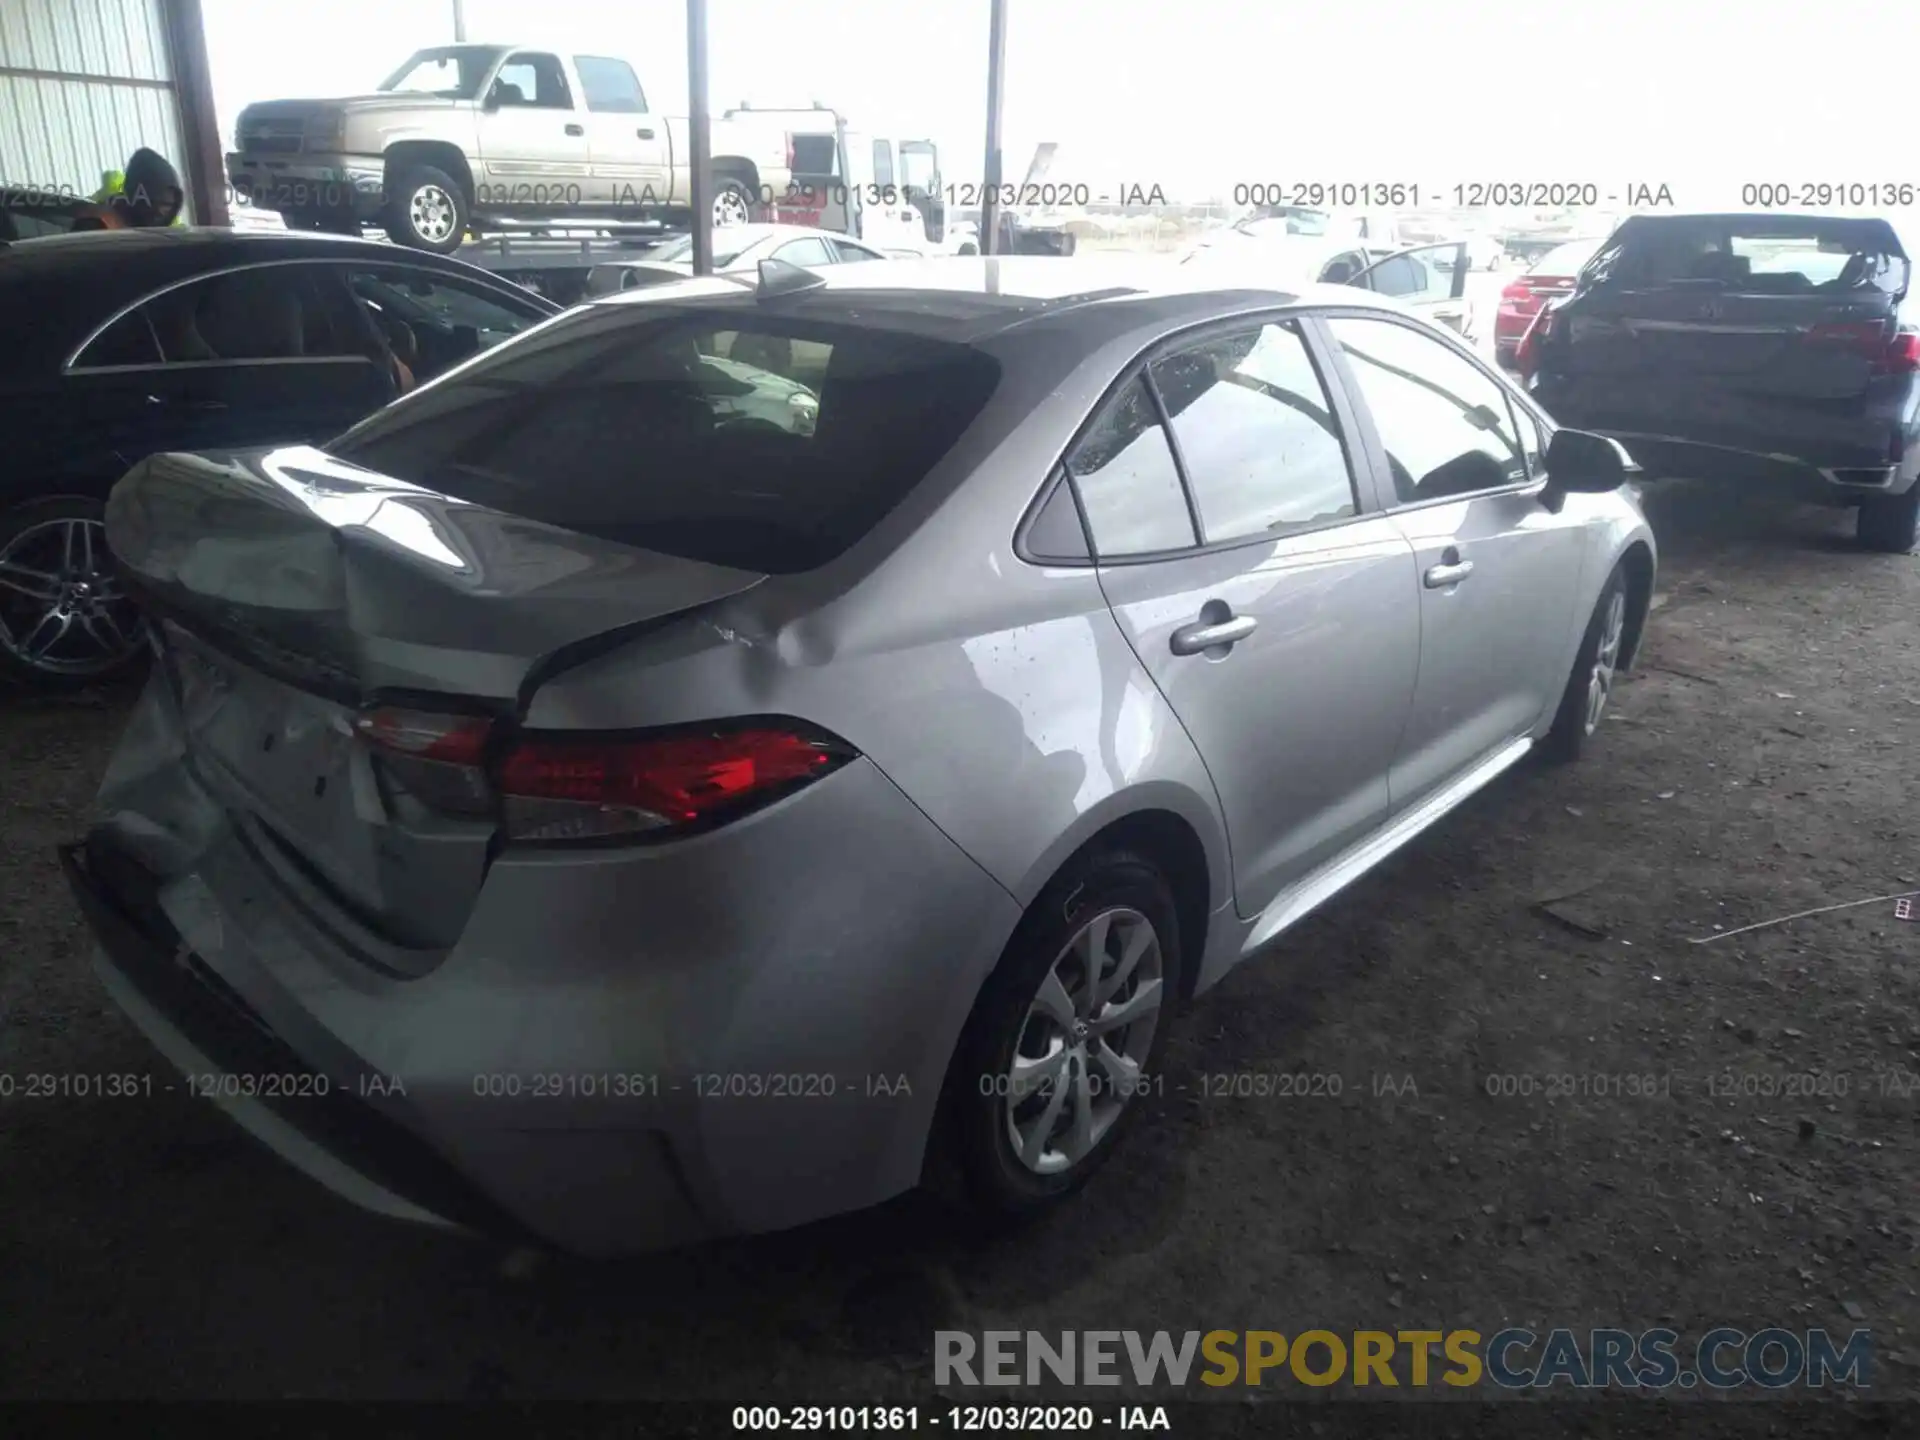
[
  {"left": 355, "top": 706, "right": 496, "bottom": 813},
  {"left": 493, "top": 725, "right": 854, "bottom": 843},
  {"left": 355, "top": 707, "right": 854, "bottom": 843},
  {"left": 1498, "top": 279, "right": 1532, "bottom": 312},
  {"left": 354, "top": 706, "right": 492, "bottom": 765},
  {"left": 1803, "top": 321, "right": 1920, "bottom": 374},
  {"left": 1515, "top": 302, "right": 1558, "bottom": 379},
  {"left": 1879, "top": 331, "right": 1920, "bottom": 374},
  {"left": 1805, "top": 320, "right": 1886, "bottom": 351}
]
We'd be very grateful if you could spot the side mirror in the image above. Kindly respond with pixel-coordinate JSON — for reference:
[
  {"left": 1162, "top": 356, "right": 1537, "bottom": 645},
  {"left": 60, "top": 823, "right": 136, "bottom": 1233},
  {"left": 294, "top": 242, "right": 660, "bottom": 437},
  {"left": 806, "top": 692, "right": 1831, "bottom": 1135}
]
[{"left": 1541, "top": 427, "right": 1636, "bottom": 507}]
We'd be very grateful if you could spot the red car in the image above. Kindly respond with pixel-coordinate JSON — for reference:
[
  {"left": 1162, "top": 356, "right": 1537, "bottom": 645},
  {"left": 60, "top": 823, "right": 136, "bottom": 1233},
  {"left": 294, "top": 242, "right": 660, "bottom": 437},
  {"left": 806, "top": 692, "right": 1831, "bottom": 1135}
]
[{"left": 1495, "top": 236, "right": 1604, "bottom": 369}]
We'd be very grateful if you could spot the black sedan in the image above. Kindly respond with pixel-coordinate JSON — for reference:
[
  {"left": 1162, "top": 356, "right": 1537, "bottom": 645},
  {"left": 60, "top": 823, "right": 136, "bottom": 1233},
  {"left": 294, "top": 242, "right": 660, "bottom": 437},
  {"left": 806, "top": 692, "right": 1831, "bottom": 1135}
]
[{"left": 0, "top": 229, "right": 559, "bottom": 688}]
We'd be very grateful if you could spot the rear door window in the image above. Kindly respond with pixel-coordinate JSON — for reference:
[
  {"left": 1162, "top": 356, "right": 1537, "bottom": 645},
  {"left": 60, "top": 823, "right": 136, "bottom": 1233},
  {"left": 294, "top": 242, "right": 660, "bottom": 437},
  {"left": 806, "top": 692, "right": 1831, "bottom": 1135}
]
[
  {"left": 1148, "top": 321, "right": 1356, "bottom": 542},
  {"left": 573, "top": 56, "right": 646, "bottom": 113},
  {"left": 72, "top": 265, "right": 366, "bottom": 368},
  {"left": 771, "top": 236, "right": 836, "bottom": 267},
  {"left": 328, "top": 305, "right": 1001, "bottom": 574}
]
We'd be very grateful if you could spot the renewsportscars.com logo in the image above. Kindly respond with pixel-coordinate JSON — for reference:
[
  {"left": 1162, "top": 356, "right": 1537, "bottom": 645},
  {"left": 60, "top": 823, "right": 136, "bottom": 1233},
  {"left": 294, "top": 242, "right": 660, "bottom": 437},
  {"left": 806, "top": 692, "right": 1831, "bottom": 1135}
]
[{"left": 935, "top": 1328, "right": 1872, "bottom": 1391}]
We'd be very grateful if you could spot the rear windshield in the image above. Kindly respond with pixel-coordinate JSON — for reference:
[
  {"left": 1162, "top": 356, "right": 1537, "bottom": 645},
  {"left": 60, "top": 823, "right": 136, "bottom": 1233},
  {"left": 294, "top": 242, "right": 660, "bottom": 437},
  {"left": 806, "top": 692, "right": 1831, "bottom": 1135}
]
[
  {"left": 1586, "top": 217, "right": 1908, "bottom": 297},
  {"left": 327, "top": 302, "right": 1001, "bottom": 574},
  {"left": 1529, "top": 238, "right": 1601, "bottom": 277}
]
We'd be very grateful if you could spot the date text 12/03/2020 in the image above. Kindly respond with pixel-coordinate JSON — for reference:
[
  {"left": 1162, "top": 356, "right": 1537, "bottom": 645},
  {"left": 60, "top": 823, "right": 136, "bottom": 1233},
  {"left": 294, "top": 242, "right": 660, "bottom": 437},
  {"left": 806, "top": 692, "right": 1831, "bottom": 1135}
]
[
  {"left": 731, "top": 1405, "right": 1173, "bottom": 1432},
  {"left": 1225, "top": 182, "right": 1676, "bottom": 209}
]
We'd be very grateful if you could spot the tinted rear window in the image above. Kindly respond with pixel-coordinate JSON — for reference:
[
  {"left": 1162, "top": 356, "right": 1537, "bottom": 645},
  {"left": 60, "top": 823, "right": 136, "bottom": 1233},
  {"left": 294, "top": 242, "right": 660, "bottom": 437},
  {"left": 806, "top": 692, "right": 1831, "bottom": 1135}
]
[
  {"left": 327, "top": 303, "right": 1000, "bottom": 574},
  {"left": 1588, "top": 217, "right": 1908, "bottom": 297},
  {"left": 1529, "top": 239, "right": 1600, "bottom": 277}
]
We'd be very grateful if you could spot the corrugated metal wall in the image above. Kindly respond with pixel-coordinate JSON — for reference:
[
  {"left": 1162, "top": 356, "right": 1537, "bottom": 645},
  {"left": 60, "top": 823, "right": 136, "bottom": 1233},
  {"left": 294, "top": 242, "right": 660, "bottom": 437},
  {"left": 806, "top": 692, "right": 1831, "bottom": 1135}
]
[{"left": 0, "top": 0, "right": 185, "bottom": 201}]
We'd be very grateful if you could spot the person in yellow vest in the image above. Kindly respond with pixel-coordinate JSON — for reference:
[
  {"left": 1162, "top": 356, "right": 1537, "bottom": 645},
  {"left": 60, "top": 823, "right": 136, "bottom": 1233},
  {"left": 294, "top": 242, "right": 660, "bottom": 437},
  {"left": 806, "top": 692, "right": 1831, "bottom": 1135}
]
[{"left": 76, "top": 148, "right": 185, "bottom": 230}]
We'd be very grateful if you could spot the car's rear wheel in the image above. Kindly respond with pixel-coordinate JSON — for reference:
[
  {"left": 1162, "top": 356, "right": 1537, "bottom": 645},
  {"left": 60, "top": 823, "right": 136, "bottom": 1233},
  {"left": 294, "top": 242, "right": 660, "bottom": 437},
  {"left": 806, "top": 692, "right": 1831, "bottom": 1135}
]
[
  {"left": 0, "top": 496, "right": 147, "bottom": 691},
  {"left": 1857, "top": 485, "right": 1920, "bottom": 554},
  {"left": 384, "top": 164, "right": 469, "bottom": 254},
  {"left": 934, "top": 848, "right": 1182, "bottom": 1219},
  {"left": 1542, "top": 565, "right": 1628, "bottom": 763}
]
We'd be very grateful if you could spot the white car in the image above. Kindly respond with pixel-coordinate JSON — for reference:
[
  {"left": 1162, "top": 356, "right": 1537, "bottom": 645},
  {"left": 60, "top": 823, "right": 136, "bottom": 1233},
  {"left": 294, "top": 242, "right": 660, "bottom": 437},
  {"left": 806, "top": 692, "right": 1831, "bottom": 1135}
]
[
  {"left": 1178, "top": 232, "right": 1478, "bottom": 342},
  {"left": 584, "top": 223, "right": 891, "bottom": 296}
]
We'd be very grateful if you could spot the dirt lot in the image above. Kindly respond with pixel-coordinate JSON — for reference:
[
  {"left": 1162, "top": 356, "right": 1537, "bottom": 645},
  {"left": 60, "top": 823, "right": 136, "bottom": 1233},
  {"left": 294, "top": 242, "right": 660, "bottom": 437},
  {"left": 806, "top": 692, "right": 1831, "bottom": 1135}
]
[{"left": 1, "top": 483, "right": 1916, "bottom": 1411}]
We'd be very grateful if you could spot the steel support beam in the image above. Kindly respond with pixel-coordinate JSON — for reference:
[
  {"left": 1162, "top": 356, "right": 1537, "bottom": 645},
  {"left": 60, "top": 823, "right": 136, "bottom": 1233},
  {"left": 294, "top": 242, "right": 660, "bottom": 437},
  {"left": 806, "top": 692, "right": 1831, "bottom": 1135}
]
[
  {"left": 452, "top": 1, "right": 467, "bottom": 41},
  {"left": 977, "top": 0, "right": 1009, "bottom": 255},
  {"left": 157, "top": 0, "right": 228, "bottom": 226},
  {"left": 686, "top": 0, "right": 714, "bottom": 274}
]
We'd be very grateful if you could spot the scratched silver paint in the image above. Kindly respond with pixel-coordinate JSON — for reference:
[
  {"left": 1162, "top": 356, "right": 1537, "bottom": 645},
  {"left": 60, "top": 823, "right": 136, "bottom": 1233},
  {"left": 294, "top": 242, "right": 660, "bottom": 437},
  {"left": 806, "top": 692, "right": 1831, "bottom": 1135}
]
[{"left": 80, "top": 260, "right": 1655, "bottom": 1254}]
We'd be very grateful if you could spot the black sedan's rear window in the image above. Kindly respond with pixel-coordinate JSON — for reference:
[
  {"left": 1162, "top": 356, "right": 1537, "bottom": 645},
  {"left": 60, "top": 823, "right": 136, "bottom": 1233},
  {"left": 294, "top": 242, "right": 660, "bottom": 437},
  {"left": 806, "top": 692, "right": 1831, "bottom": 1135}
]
[{"left": 328, "top": 302, "right": 1001, "bottom": 574}]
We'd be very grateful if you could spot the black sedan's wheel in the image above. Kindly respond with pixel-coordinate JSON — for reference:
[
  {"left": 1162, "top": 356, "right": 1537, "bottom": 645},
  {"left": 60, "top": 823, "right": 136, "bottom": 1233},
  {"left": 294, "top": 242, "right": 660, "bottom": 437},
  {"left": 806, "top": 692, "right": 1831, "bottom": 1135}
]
[
  {"left": 935, "top": 848, "right": 1183, "bottom": 1219},
  {"left": 0, "top": 496, "right": 146, "bottom": 690}
]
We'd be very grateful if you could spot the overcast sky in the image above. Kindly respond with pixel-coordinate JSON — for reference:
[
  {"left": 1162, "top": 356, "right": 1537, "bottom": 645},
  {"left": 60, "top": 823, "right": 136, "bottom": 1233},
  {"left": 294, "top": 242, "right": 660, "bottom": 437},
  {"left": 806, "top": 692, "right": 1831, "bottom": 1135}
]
[{"left": 200, "top": 0, "right": 1907, "bottom": 207}]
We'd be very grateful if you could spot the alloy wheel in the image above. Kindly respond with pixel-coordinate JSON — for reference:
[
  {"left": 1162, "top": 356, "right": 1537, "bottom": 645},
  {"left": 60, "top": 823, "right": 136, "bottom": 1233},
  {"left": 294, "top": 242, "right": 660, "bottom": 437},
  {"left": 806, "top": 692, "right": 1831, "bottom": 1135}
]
[
  {"left": 1584, "top": 588, "right": 1626, "bottom": 735},
  {"left": 713, "top": 187, "right": 752, "bottom": 228},
  {"left": 1004, "top": 906, "right": 1164, "bottom": 1175},
  {"left": 410, "top": 184, "right": 458, "bottom": 243},
  {"left": 0, "top": 516, "right": 144, "bottom": 679}
]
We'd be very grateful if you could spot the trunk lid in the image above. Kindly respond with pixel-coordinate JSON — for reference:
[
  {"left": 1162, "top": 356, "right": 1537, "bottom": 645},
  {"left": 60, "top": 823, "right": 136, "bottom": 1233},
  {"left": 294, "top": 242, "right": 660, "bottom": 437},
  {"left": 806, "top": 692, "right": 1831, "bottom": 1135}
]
[
  {"left": 106, "top": 444, "right": 766, "bottom": 954},
  {"left": 1556, "top": 215, "right": 1909, "bottom": 402}
]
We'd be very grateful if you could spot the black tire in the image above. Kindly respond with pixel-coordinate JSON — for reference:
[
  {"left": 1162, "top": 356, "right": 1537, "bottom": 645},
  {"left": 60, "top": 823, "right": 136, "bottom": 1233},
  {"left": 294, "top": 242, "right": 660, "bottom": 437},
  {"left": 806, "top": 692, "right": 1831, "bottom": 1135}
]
[
  {"left": 1857, "top": 485, "right": 1920, "bottom": 554},
  {"left": 932, "top": 848, "right": 1184, "bottom": 1220},
  {"left": 383, "top": 164, "right": 469, "bottom": 254},
  {"left": 711, "top": 174, "right": 757, "bottom": 229},
  {"left": 0, "top": 495, "right": 148, "bottom": 692},
  {"left": 1542, "top": 565, "right": 1628, "bottom": 764}
]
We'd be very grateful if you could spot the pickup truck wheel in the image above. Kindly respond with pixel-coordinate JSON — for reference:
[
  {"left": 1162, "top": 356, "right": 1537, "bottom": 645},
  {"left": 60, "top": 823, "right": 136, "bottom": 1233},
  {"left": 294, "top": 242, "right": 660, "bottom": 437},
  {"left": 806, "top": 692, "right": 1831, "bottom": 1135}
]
[
  {"left": 712, "top": 177, "right": 755, "bottom": 228},
  {"left": 385, "top": 164, "right": 469, "bottom": 254}
]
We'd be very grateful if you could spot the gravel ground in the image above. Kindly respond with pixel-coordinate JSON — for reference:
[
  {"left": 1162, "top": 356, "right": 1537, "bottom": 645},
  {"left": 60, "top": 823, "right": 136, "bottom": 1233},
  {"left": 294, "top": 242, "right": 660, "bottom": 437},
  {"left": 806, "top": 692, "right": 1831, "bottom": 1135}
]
[{"left": 0, "top": 482, "right": 1915, "bottom": 1410}]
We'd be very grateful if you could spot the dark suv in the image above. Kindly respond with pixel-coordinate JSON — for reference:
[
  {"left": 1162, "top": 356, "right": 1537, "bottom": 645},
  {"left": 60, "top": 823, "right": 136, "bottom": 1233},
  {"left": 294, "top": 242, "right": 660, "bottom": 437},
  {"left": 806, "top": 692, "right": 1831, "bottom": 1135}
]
[{"left": 1525, "top": 213, "right": 1920, "bottom": 552}]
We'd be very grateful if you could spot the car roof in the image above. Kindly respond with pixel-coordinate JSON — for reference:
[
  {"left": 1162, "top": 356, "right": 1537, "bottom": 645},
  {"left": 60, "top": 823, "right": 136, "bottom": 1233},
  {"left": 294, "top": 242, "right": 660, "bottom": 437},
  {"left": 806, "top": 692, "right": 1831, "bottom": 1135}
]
[
  {"left": 0, "top": 224, "right": 504, "bottom": 275},
  {"left": 589, "top": 253, "right": 1416, "bottom": 344},
  {"left": 594, "top": 224, "right": 856, "bottom": 272},
  {"left": 0, "top": 227, "right": 551, "bottom": 373}
]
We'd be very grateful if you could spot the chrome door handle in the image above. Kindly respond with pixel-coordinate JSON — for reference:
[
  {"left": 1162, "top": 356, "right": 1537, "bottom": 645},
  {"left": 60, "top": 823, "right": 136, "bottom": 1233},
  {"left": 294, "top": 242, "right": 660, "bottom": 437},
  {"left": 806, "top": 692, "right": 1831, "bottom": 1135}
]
[
  {"left": 1424, "top": 560, "right": 1474, "bottom": 588},
  {"left": 1170, "top": 614, "right": 1257, "bottom": 656}
]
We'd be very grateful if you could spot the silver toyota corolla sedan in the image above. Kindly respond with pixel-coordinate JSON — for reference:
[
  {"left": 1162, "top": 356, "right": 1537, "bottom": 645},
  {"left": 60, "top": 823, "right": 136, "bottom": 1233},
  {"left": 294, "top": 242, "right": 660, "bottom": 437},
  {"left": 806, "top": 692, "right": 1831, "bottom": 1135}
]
[{"left": 65, "top": 256, "right": 1656, "bottom": 1255}]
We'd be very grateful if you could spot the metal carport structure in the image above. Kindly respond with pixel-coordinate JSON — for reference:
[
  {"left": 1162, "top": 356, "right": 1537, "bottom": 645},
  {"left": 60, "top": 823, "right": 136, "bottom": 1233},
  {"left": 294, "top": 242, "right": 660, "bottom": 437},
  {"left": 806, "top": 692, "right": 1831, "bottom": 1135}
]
[
  {"left": 0, "top": 0, "right": 226, "bottom": 224},
  {"left": 672, "top": 0, "right": 1011, "bottom": 274}
]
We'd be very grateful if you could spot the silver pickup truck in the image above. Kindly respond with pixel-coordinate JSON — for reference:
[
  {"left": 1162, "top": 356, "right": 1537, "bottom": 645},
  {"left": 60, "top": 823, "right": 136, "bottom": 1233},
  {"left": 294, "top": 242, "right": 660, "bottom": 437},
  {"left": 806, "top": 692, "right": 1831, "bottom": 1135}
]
[{"left": 228, "top": 44, "right": 797, "bottom": 252}]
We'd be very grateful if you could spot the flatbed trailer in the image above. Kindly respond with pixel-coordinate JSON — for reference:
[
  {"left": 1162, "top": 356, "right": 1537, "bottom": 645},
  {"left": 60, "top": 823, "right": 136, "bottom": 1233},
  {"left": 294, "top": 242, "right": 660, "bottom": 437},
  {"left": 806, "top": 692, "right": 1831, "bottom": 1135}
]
[{"left": 453, "top": 231, "right": 684, "bottom": 303}]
